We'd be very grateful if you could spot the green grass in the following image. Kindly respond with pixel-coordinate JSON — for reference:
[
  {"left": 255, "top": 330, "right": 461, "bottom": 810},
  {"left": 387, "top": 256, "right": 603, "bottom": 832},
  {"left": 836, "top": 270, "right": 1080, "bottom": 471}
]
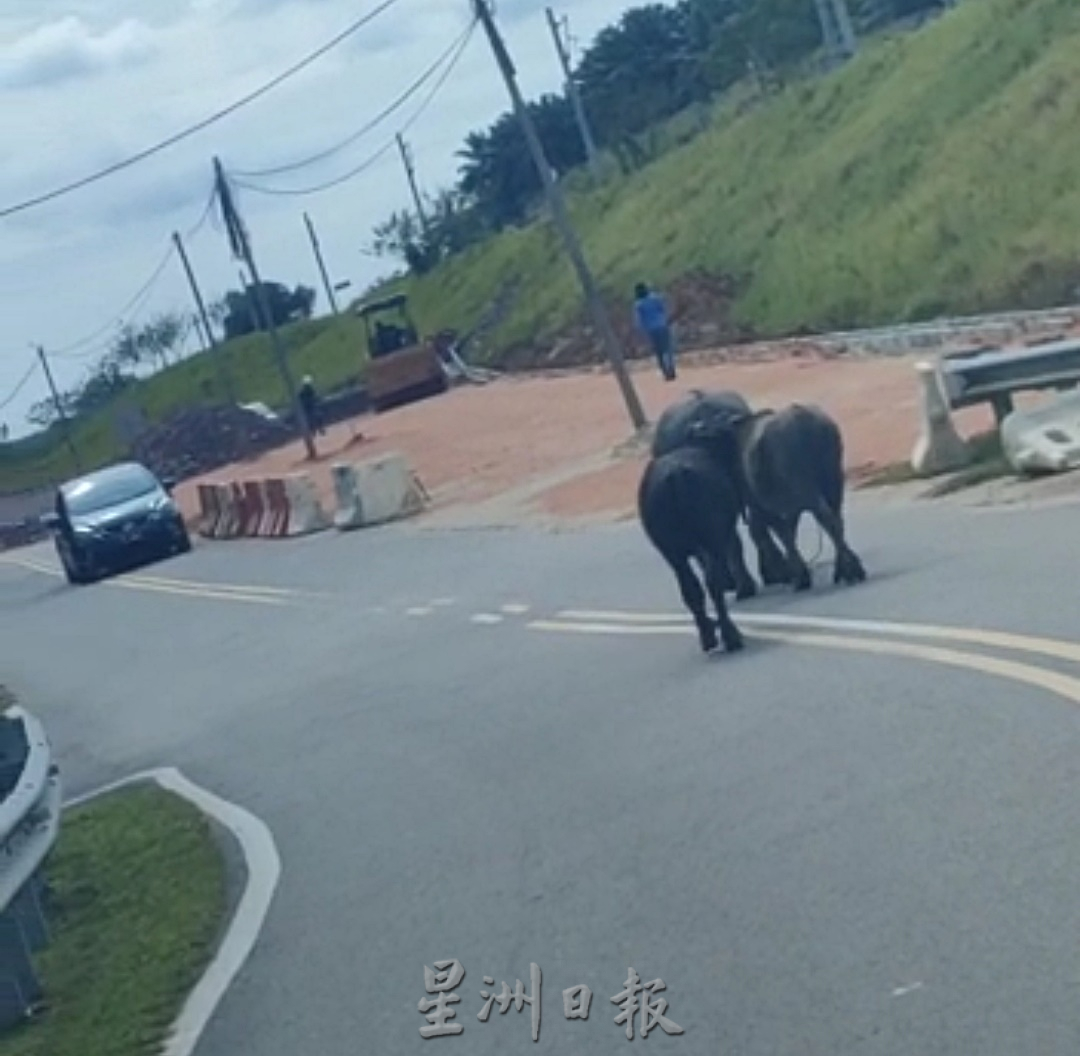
[
  {"left": 400, "top": 0, "right": 1080, "bottom": 351},
  {"left": 0, "top": 784, "right": 227, "bottom": 1056},
  {"left": 0, "top": 314, "right": 369, "bottom": 491},
  {"left": 6, "top": 0, "right": 1080, "bottom": 490}
]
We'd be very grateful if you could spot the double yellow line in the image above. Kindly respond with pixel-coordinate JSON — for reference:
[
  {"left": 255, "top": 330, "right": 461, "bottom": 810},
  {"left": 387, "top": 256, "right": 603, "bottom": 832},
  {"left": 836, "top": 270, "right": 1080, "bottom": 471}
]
[
  {"left": 530, "top": 609, "right": 1080, "bottom": 707},
  {"left": 1, "top": 554, "right": 305, "bottom": 607}
]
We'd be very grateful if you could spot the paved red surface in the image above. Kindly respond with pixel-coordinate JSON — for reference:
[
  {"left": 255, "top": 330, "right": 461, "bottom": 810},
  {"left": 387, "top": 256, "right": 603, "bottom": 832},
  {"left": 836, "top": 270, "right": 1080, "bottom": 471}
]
[{"left": 175, "top": 351, "right": 999, "bottom": 526}]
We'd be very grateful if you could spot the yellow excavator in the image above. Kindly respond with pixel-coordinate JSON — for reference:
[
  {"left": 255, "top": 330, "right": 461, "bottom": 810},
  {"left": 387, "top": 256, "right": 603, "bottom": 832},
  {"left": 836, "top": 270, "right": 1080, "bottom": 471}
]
[{"left": 357, "top": 294, "right": 448, "bottom": 413}]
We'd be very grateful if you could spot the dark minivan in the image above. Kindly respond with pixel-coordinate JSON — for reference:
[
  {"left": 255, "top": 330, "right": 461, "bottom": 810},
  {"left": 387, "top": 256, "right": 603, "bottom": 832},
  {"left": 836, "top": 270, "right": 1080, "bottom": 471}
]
[{"left": 42, "top": 461, "right": 190, "bottom": 584}]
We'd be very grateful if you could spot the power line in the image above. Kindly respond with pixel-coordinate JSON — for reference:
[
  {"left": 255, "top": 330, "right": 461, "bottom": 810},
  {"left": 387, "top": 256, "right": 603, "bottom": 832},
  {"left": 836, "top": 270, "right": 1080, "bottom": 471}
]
[
  {"left": 235, "top": 19, "right": 477, "bottom": 198},
  {"left": 0, "top": 358, "right": 40, "bottom": 414},
  {"left": 49, "top": 243, "right": 177, "bottom": 358},
  {"left": 183, "top": 183, "right": 219, "bottom": 242},
  {"left": 235, "top": 139, "right": 398, "bottom": 198},
  {"left": 233, "top": 21, "right": 477, "bottom": 179},
  {"left": 0, "top": 0, "right": 402, "bottom": 221}
]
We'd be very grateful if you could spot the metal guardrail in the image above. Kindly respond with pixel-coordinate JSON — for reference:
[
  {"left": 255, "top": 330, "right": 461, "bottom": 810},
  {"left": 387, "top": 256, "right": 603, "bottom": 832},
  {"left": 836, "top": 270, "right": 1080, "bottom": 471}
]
[
  {"left": 938, "top": 338, "right": 1080, "bottom": 423},
  {"left": 804, "top": 305, "right": 1080, "bottom": 357},
  {"left": 0, "top": 706, "right": 62, "bottom": 1031}
]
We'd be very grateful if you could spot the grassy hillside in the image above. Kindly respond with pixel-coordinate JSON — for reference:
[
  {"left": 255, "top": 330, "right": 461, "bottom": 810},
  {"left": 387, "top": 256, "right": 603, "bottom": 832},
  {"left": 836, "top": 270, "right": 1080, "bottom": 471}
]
[
  {"left": 4, "top": 0, "right": 1079, "bottom": 491},
  {"left": 0, "top": 314, "right": 368, "bottom": 491},
  {"left": 406, "top": 0, "right": 1080, "bottom": 352}
]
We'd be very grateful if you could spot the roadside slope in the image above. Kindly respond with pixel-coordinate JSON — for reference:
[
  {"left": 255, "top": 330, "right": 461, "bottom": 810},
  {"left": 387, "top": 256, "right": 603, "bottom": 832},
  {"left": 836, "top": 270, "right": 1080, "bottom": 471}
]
[{"left": 404, "top": 0, "right": 1080, "bottom": 355}]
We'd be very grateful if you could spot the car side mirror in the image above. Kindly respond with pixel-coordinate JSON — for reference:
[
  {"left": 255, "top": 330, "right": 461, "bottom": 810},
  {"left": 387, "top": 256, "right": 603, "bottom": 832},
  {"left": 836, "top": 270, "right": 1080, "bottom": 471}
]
[
  {"left": 40, "top": 512, "right": 60, "bottom": 531},
  {"left": 161, "top": 478, "right": 177, "bottom": 494}
]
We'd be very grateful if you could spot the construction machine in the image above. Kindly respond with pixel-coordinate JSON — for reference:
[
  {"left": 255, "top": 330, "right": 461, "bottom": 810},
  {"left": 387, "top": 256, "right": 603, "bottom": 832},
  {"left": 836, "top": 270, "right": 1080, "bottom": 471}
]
[{"left": 357, "top": 294, "right": 448, "bottom": 413}]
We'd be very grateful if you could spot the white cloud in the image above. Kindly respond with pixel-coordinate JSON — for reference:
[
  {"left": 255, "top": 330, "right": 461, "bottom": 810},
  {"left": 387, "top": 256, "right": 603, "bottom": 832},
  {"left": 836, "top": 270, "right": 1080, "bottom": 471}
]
[
  {"left": 0, "top": 0, "right": 638, "bottom": 437},
  {"left": 0, "top": 15, "right": 158, "bottom": 89}
]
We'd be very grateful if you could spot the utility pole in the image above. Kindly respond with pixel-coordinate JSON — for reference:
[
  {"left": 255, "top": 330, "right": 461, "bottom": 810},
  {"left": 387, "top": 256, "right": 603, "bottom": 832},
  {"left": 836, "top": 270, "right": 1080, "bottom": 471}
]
[
  {"left": 303, "top": 213, "right": 339, "bottom": 315},
  {"left": 545, "top": 7, "right": 600, "bottom": 177},
  {"left": 36, "top": 345, "right": 81, "bottom": 473},
  {"left": 395, "top": 134, "right": 431, "bottom": 240},
  {"left": 213, "top": 157, "right": 317, "bottom": 460},
  {"left": 814, "top": 0, "right": 857, "bottom": 67},
  {"left": 473, "top": 0, "right": 647, "bottom": 433},
  {"left": 831, "top": 0, "right": 857, "bottom": 58},
  {"left": 173, "top": 230, "right": 236, "bottom": 404}
]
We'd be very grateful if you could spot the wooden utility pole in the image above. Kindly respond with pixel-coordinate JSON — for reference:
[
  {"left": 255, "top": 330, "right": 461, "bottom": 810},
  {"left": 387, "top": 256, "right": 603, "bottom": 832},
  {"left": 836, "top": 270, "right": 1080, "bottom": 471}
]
[
  {"left": 173, "top": 230, "right": 236, "bottom": 403},
  {"left": 473, "top": 0, "right": 647, "bottom": 433},
  {"left": 36, "top": 346, "right": 81, "bottom": 472},
  {"left": 395, "top": 134, "right": 431, "bottom": 240},
  {"left": 545, "top": 7, "right": 600, "bottom": 177},
  {"left": 304, "top": 213, "right": 340, "bottom": 315},
  {"left": 213, "top": 157, "right": 317, "bottom": 460}
]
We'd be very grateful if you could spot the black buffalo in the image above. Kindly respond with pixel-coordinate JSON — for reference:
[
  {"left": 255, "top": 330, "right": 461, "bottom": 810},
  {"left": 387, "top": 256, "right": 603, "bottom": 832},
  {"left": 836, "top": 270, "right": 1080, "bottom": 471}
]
[
  {"left": 726, "top": 403, "right": 867, "bottom": 592},
  {"left": 652, "top": 389, "right": 790, "bottom": 589},
  {"left": 638, "top": 415, "right": 752, "bottom": 655}
]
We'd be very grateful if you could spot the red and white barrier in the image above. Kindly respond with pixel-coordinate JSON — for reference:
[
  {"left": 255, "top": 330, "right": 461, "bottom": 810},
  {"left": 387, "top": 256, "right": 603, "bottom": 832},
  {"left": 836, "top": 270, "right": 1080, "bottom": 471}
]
[
  {"left": 240, "top": 481, "right": 265, "bottom": 537},
  {"left": 195, "top": 484, "right": 221, "bottom": 538},
  {"left": 263, "top": 479, "right": 290, "bottom": 537},
  {"left": 195, "top": 473, "right": 329, "bottom": 540}
]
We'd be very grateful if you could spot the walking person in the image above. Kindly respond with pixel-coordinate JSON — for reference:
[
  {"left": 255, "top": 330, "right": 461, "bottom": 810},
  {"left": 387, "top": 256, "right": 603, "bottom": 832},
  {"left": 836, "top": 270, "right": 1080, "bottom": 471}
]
[
  {"left": 298, "top": 375, "right": 326, "bottom": 436},
  {"left": 633, "top": 282, "right": 677, "bottom": 381}
]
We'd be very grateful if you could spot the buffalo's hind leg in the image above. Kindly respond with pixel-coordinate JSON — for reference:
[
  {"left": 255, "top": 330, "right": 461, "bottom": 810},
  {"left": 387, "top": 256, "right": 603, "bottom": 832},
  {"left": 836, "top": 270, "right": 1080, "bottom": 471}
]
[
  {"left": 811, "top": 498, "right": 866, "bottom": 585},
  {"left": 770, "top": 513, "right": 812, "bottom": 592},
  {"left": 702, "top": 551, "right": 745, "bottom": 654},
  {"left": 670, "top": 556, "right": 719, "bottom": 654},
  {"left": 747, "top": 507, "right": 789, "bottom": 586},
  {"left": 726, "top": 528, "right": 757, "bottom": 601}
]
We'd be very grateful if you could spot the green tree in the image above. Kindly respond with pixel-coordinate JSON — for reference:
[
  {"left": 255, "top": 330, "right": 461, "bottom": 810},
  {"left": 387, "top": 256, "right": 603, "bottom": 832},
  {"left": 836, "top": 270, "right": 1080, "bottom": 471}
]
[{"left": 457, "top": 94, "right": 587, "bottom": 231}]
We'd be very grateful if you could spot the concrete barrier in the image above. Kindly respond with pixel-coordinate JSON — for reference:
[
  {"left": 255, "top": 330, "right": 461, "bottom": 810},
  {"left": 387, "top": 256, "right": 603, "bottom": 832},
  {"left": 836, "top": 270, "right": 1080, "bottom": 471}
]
[
  {"left": 240, "top": 482, "right": 265, "bottom": 537},
  {"left": 282, "top": 474, "right": 330, "bottom": 536},
  {"left": 910, "top": 359, "right": 971, "bottom": 475},
  {"left": 1001, "top": 390, "right": 1080, "bottom": 474},
  {"left": 263, "top": 479, "right": 290, "bottom": 537},
  {"left": 332, "top": 465, "right": 365, "bottom": 531},
  {"left": 195, "top": 484, "right": 222, "bottom": 538},
  {"left": 197, "top": 473, "right": 329, "bottom": 540},
  {"left": 216, "top": 484, "right": 241, "bottom": 539},
  {"left": 331, "top": 452, "right": 427, "bottom": 531}
]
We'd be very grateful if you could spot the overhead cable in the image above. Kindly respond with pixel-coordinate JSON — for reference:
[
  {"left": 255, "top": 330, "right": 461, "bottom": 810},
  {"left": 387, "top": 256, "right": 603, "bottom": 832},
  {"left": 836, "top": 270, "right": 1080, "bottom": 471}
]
[
  {"left": 0, "top": 358, "right": 40, "bottom": 413},
  {"left": 0, "top": 0, "right": 401, "bottom": 220},
  {"left": 235, "top": 18, "right": 477, "bottom": 198},
  {"left": 232, "top": 20, "right": 477, "bottom": 179},
  {"left": 49, "top": 243, "right": 176, "bottom": 358}
]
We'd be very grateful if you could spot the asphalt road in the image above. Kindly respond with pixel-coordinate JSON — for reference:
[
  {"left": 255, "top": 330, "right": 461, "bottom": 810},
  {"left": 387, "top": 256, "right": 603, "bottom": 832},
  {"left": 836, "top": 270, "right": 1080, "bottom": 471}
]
[{"left": 3, "top": 492, "right": 1080, "bottom": 1054}]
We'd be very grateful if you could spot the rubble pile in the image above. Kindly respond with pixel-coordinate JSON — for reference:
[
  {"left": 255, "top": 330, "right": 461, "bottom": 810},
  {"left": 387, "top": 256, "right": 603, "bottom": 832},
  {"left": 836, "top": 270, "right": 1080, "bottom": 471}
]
[{"left": 130, "top": 405, "right": 294, "bottom": 483}]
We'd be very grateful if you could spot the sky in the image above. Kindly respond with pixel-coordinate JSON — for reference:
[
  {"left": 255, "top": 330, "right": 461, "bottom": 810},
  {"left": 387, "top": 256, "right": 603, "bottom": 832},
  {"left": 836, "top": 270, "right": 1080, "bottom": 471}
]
[{"left": 0, "top": 0, "right": 638, "bottom": 437}]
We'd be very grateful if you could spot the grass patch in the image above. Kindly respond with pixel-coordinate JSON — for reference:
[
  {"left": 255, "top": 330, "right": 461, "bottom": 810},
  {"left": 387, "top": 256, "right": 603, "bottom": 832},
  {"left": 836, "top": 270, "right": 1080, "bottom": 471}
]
[
  {"left": 859, "top": 430, "right": 1012, "bottom": 495},
  {"left": 0, "top": 784, "right": 227, "bottom": 1056}
]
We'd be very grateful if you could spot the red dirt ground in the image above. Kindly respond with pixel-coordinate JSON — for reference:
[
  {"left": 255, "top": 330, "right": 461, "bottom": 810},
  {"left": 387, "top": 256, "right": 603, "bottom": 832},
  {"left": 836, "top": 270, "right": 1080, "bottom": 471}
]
[{"left": 175, "top": 350, "right": 1000, "bottom": 527}]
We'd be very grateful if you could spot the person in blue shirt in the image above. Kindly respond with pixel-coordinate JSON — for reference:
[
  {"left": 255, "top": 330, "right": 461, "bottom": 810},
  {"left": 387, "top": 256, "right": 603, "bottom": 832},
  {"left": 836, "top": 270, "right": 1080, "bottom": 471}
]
[{"left": 633, "top": 282, "right": 677, "bottom": 380}]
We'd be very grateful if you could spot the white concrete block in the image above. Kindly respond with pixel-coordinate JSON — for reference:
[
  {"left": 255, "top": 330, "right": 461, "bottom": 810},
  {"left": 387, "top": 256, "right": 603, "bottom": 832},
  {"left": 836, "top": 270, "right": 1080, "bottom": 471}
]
[
  {"left": 910, "top": 359, "right": 971, "bottom": 475},
  {"left": 1000, "top": 390, "right": 1080, "bottom": 474},
  {"left": 334, "top": 452, "right": 426, "bottom": 530},
  {"left": 282, "top": 474, "right": 330, "bottom": 536},
  {"left": 331, "top": 464, "right": 364, "bottom": 531}
]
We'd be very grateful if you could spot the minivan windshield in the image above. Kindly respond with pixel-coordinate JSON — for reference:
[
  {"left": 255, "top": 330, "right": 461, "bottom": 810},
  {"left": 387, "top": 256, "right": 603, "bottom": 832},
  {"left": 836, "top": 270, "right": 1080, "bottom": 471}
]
[{"left": 63, "top": 465, "right": 160, "bottom": 517}]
